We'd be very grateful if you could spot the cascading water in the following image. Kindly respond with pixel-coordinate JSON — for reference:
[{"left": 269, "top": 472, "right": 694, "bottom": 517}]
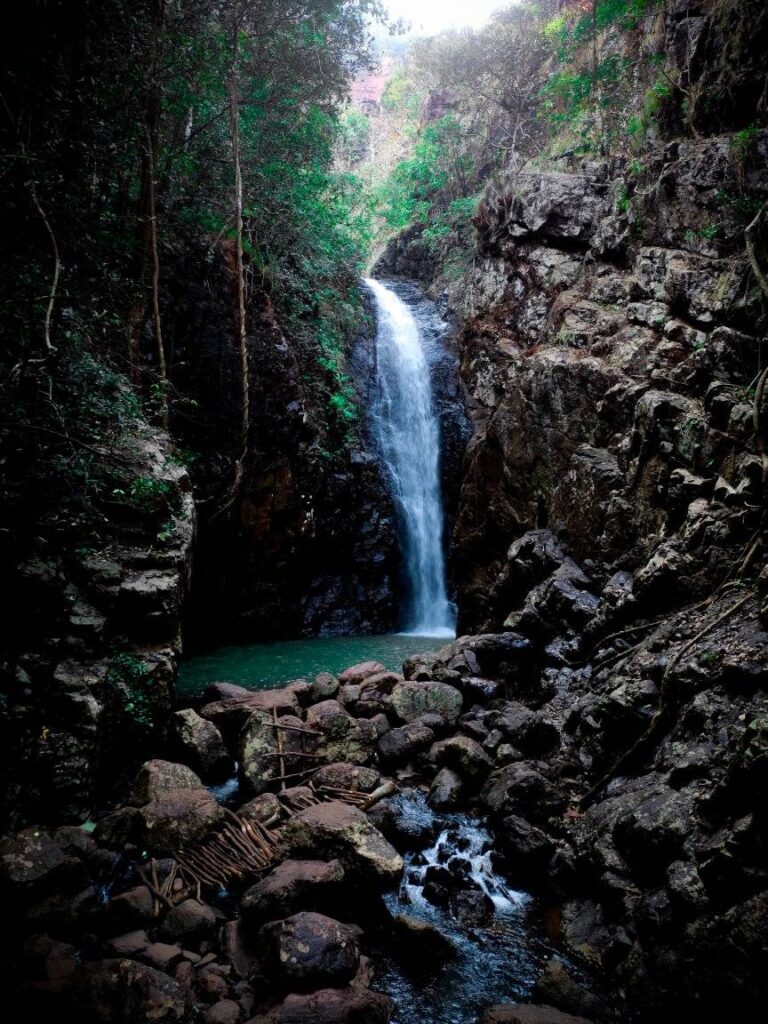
[
  {"left": 364, "top": 278, "right": 455, "bottom": 637},
  {"left": 374, "top": 792, "right": 593, "bottom": 1024}
]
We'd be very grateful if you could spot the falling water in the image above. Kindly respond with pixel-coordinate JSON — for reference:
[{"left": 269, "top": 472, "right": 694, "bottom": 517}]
[{"left": 364, "top": 278, "right": 455, "bottom": 637}]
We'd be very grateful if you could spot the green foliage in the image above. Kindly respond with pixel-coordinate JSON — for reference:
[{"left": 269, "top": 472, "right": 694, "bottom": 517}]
[
  {"left": 538, "top": 1, "right": 666, "bottom": 154},
  {"left": 105, "top": 654, "right": 157, "bottom": 729},
  {"left": 731, "top": 123, "right": 760, "bottom": 163}
]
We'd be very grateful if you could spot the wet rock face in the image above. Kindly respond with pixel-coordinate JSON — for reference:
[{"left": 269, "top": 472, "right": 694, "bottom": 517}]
[
  {"left": 173, "top": 279, "right": 399, "bottom": 646},
  {"left": 434, "top": 132, "right": 768, "bottom": 636}
]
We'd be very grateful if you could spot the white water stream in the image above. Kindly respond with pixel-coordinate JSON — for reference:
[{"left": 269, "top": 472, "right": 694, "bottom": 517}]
[{"left": 364, "top": 278, "right": 455, "bottom": 637}]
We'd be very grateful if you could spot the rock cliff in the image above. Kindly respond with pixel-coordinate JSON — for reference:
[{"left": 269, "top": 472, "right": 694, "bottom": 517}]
[{"left": 372, "top": 4, "right": 768, "bottom": 1013}]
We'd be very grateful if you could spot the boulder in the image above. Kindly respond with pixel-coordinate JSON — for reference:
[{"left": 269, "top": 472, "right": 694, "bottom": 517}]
[
  {"left": 204, "top": 682, "right": 250, "bottom": 701},
  {"left": 533, "top": 960, "right": 606, "bottom": 1021},
  {"left": 138, "top": 789, "right": 225, "bottom": 854},
  {"left": 132, "top": 760, "right": 205, "bottom": 806},
  {"left": 378, "top": 722, "right": 435, "bottom": 765},
  {"left": 306, "top": 701, "right": 378, "bottom": 765},
  {"left": 481, "top": 763, "right": 566, "bottom": 825},
  {"left": 428, "top": 767, "right": 464, "bottom": 810},
  {"left": 160, "top": 899, "right": 217, "bottom": 941},
  {"left": 170, "top": 710, "right": 232, "bottom": 781},
  {"left": 103, "top": 886, "right": 156, "bottom": 932},
  {"left": 366, "top": 796, "right": 437, "bottom": 853},
  {"left": 312, "top": 763, "right": 381, "bottom": 793},
  {"left": 0, "top": 828, "right": 76, "bottom": 893},
  {"left": 279, "top": 801, "right": 403, "bottom": 883},
  {"left": 204, "top": 1001, "right": 240, "bottom": 1024},
  {"left": 70, "top": 958, "right": 191, "bottom": 1024},
  {"left": 107, "top": 930, "right": 151, "bottom": 957},
  {"left": 258, "top": 912, "right": 361, "bottom": 991},
  {"left": 201, "top": 690, "right": 299, "bottom": 744},
  {"left": 391, "top": 914, "right": 456, "bottom": 962},
  {"left": 268, "top": 987, "right": 393, "bottom": 1024},
  {"left": 237, "top": 710, "right": 279, "bottom": 796},
  {"left": 241, "top": 859, "right": 346, "bottom": 931},
  {"left": 22, "top": 933, "right": 79, "bottom": 993},
  {"left": 390, "top": 681, "right": 463, "bottom": 725},
  {"left": 338, "top": 661, "right": 387, "bottom": 684},
  {"left": 312, "top": 672, "right": 341, "bottom": 702},
  {"left": 495, "top": 705, "right": 561, "bottom": 757},
  {"left": 143, "top": 942, "right": 185, "bottom": 972},
  {"left": 429, "top": 735, "right": 492, "bottom": 783},
  {"left": 238, "top": 792, "right": 283, "bottom": 826}
]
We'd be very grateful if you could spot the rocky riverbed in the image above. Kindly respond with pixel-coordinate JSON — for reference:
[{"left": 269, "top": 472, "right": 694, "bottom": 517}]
[{"left": 4, "top": 518, "right": 766, "bottom": 1023}]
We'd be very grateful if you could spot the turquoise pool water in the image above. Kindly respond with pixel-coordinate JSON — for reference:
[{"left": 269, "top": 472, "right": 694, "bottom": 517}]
[{"left": 176, "top": 633, "right": 451, "bottom": 698}]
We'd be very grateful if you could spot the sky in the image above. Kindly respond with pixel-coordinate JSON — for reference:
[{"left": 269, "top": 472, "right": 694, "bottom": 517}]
[{"left": 382, "top": 0, "right": 509, "bottom": 36}]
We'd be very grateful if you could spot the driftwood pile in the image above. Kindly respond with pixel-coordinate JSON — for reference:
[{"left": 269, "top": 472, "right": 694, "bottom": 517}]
[{"left": 168, "top": 702, "right": 399, "bottom": 892}]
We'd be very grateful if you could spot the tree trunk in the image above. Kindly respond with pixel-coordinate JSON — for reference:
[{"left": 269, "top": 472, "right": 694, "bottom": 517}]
[{"left": 214, "top": 0, "right": 250, "bottom": 518}]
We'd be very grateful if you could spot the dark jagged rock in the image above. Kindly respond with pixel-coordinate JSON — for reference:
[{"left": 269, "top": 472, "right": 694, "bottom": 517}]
[
  {"left": 169, "top": 710, "right": 232, "bottom": 782},
  {"left": 69, "top": 958, "right": 192, "bottom": 1024},
  {"left": 258, "top": 911, "right": 361, "bottom": 992}
]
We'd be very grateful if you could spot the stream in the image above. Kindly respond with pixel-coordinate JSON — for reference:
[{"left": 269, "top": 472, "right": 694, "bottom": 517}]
[{"left": 376, "top": 792, "right": 586, "bottom": 1024}]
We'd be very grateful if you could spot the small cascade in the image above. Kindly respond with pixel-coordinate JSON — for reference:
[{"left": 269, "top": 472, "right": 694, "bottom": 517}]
[
  {"left": 377, "top": 792, "right": 586, "bottom": 1024},
  {"left": 364, "top": 278, "right": 455, "bottom": 637}
]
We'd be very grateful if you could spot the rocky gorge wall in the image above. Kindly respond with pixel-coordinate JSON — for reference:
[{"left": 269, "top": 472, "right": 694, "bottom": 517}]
[
  {"left": 167, "top": 260, "right": 400, "bottom": 644},
  {"left": 371, "top": 3, "right": 768, "bottom": 1012},
  {"left": 0, "top": 424, "right": 196, "bottom": 830}
]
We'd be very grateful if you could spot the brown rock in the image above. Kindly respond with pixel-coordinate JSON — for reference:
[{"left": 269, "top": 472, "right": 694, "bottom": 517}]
[
  {"left": 71, "top": 958, "right": 191, "bottom": 1023},
  {"left": 338, "top": 661, "right": 387, "bottom": 684},
  {"left": 144, "top": 942, "right": 185, "bottom": 972},
  {"left": 171, "top": 709, "right": 232, "bottom": 782},
  {"left": 241, "top": 859, "right": 345, "bottom": 931},
  {"left": 107, "top": 930, "right": 151, "bottom": 956},
  {"left": 205, "top": 1001, "right": 241, "bottom": 1024},
  {"left": 390, "top": 681, "right": 463, "bottom": 725},
  {"left": 273, "top": 987, "right": 393, "bottom": 1024},
  {"left": 138, "top": 789, "right": 225, "bottom": 854},
  {"left": 104, "top": 885, "right": 155, "bottom": 932},
  {"left": 258, "top": 912, "right": 361, "bottom": 991},
  {"left": 132, "top": 760, "right": 205, "bottom": 805},
  {"left": 161, "top": 899, "right": 217, "bottom": 940},
  {"left": 279, "top": 801, "right": 403, "bottom": 883},
  {"left": 312, "top": 763, "right": 381, "bottom": 793}
]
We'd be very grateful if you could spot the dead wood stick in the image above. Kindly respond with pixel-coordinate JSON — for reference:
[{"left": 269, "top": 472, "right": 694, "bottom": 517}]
[
  {"left": 138, "top": 866, "right": 175, "bottom": 911},
  {"left": 361, "top": 780, "right": 398, "bottom": 810},
  {"left": 245, "top": 818, "right": 277, "bottom": 853},
  {"left": 195, "top": 844, "right": 238, "bottom": 880},
  {"left": 263, "top": 750, "right": 326, "bottom": 759},
  {"left": 221, "top": 821, "right": 267, "bottom": 867},
  {"left": 162, "top": 862, "right": 178, "bottom": 899},
  {"left": 175, "top": 854, "right": 212, "bottom": 889},
  {"left": 223, "top": 808, "right": 275, "bottom": 855},
  {"left": 272, "top": 767, "right": 319, "bottom": 784},
  {"left": 273, "top": 707, "right": 287, "bottom": 792}
]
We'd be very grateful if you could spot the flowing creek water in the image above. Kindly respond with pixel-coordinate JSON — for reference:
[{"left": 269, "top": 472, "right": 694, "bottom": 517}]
[{"left": 374, "top": 792, "right": 587, "bottom": 1024}]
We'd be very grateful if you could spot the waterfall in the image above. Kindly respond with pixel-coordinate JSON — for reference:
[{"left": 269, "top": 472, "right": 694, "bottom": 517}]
[{"left": 364, "top": 278, "right": 455, "bottom": 637}]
